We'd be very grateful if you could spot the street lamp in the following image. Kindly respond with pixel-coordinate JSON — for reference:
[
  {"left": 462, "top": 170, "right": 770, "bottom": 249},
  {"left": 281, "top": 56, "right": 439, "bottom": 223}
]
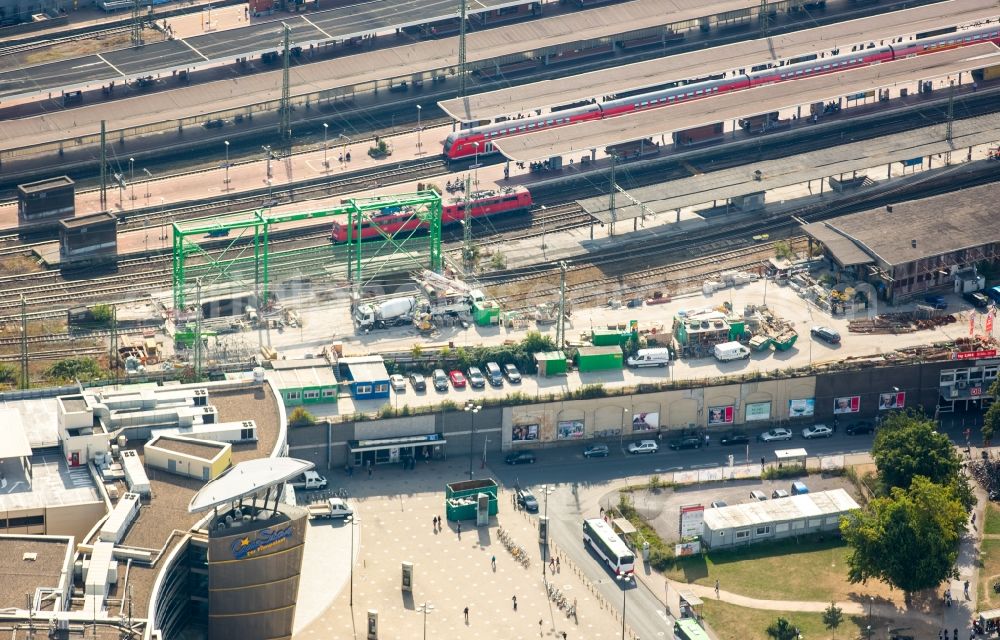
[
  {"left": 867, "top": 596, "right": 873, "bottom": 640},
  {"left": 416, "top": 105, "right": 422, "bottom": 153},
  {"left": 128, "top": 158, "right": 135, "bottom": 204},
  {"left": 262, "top": 145, "right": 272, "bottom": 178},
  {"left": 338, "top": 133, "right": 350, "bottom": 167},
  {"left": 223, "top": 140, "right": 230, "bottom": 186},
  {"left": 417, "top": 601, "right": 434, "bottom": 640},
  {"left": 540, "top": 484, "right": 555, "bottom": 580},
  {"left": 322, "top": 123, "right": 329, "bottom": 168},
  {"left": 350, "top": 516, "right": 361, "bottom": 607},
  {"left": 617, "top": 574, "right": 629, "bottom": 640},
  {"left": 142, "top": 168, "right": 152, "bottom": 200},
  {"left": 465, "top": 402, "right": 481, "bottom": 479}
]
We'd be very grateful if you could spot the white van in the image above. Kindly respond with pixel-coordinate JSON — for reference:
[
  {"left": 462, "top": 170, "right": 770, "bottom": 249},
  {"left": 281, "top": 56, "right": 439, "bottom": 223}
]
[
  {"left": 627, "top": 348, "right": 672, "bottom": 368},
  {"left": 713, "top": 341, "right": 751, "bottom": 362}
]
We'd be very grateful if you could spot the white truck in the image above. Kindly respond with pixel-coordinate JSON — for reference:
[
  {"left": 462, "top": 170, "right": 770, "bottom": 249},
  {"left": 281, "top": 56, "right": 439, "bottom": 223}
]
[
  {"left": 426, "top": 289, "right": 486, "bottom": 316},
  {"left": 289, "top": 470, "right": 328, "bottom": 490},
  {"left": 627, "top": 348, "right": 672, "bottom": 368},
  {"left": 713, "top": 341, "right": 751, "bottom": 362},
  {"left": 354, "top": 296, "right": 418, "bottom": 331},
  {"left": 307, "top": 497, "right": 354, "bottom": 520}
]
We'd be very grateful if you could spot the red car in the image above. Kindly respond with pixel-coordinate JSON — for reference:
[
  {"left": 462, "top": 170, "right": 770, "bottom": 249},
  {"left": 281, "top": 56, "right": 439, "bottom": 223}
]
[{"left": 448, "top": 370, "right": 467, "bottom": 388}]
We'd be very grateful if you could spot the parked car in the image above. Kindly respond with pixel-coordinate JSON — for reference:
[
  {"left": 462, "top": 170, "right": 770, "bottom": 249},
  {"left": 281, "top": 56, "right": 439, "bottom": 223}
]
[
  {"left": 771, "top": 489, "right": 790, "bottom": 499},
  {"left": 503, "top": 363, "right": 522, "bottom": 383},
  {"left": 802, "top": 424, "right": 833, "bottom": 439},
  {"left": 845, "top": 421, "right": 874, "bottom": 435},
  {"left": 964, "top": 291, "right": 990, "bottom": 309},
  {"left": 583, "top": 443, "right": 609, "bottom": 458},
  {"left": 485, "top": 362, "right": 504, "bottom": 387},
  {"left": 719, "top": 431, "right": 750, "bottom": 446},
  {"left": 505, "top": 451, "right": 536, "bottom": 465},
  {"left": 449, "top": 370, "right": 467, "bottom": 388},
  {"left": 409, "top": 373, "right": 427, "bottom": 392},
  {"left": 710, "top": 500, "right": 728, "bottom": 508},
  {"left": 389, "top": 374, "right": 407, "bottom": 391},
  {"left": 516, "top": 488, "right": 538, "bottom": 512},
  {"left": 924, "top": 294, "right": 948, "bottom": 310},
  {"left": 627, "top": 440, "right": 659, "bottom": 454},
  {"left": 810, "top": 326, "right": 841, "bottom": 344},
  {"left": 750, "top": 490, "right": 768, "bottom": 501},
  {"left": 758, "top": 428, "right": 793, "bottom": 442},
  {"left": 669, "top": 436, "right": 702, "bottom": 450},
  {"left": 467, "top": 366, "right": 486, "bottom": 389},
  {"left": 791, "top": 481, "right": 810, "bottom": 495},
  {"left": 432, "top": 369, "right": 449, "bottom": 391}
]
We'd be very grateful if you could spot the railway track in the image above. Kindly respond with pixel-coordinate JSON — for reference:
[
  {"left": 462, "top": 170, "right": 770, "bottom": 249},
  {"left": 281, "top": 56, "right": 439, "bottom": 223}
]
[{"left": 0, "top": 23, "right": 135, "bottom": 58}]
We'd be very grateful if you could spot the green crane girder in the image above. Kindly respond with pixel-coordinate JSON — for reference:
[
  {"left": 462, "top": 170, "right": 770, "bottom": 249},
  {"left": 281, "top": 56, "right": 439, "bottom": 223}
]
[{"left": 171, "top": 191, "right": 442, "bottom": 311}]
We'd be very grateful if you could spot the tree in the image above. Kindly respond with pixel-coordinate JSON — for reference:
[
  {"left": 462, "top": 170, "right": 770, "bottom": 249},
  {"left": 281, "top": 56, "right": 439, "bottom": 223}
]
[
  {"left": 872, "top": 409, "right": 961, "bottom": 492},
  {"left": 774, "top": 241, "right": 794, "bottom": 261},
  {"left": 410, "top": 344, "right": 423, "bottom": 360},
  {"left": 766, "top": 617, "right": 798, "bottom": 640},
  {"left": 288, "top": 407, "right": 316, "bottom": 427},
  {"left": 822, "top": 603, "right": 844, "bottom": 639},
  {"left": 0, "top": 363, "right": 17, "bottom": 385},
  {"left": 983, "top": 378, "right": 1000, "bottom": 446},
  {"left": 841, "top": 476, "right": 966, "bottom": 600},
  {"left": 46, "top": 357, "right": 105, "bottom": 382}
]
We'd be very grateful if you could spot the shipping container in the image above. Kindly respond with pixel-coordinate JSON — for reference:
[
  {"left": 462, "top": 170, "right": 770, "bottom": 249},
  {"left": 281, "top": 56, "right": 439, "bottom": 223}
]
[
  {"left": 445, "top": 478, "right": 499, "bottom": 522},
  {"left": 576, "top": 345, "right": 624, "bottom": 372},
  {"left": 535, "top": 351, "right": 567, "bottom": 376}
]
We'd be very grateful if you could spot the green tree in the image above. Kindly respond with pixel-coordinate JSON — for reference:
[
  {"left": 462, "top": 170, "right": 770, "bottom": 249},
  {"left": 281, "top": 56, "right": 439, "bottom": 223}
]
[
  {"left": 410, "top": 344, "right": 423, "bottom": 360},
  {"left": 490, "top": 251, "right": 506, "bottom": 270},
  {"left": 288, "top": 406, "right": 316, "bottom": 427},
  {"left": 983, "top": 378, "right": 1000, "bottom": 446},
  {"left": 822, "top": 603, "right": 844, "bottom": 639},
  {"left": 766, "top": 617, "right": 798, "bottom": 640},
  {"left": 872, "top": 409, "right": 961, "bottom": 492},
  {"left": 521, "top": 330, "right": 556, "bottom": 354},
  {"left": 774, "top": 241, "right": 794, "bottom": 261},
  {"left": 841, "top": 476, "right": 966, "bottom": 601},
  {"left": 45, "top": 357, "right": 105, "bottom": 382},
  {"left": 90, "top": 304, "right": 113, "bottom": 324},
  {"left": 0, "top": 363, "right": 17, "bottom": 385}
]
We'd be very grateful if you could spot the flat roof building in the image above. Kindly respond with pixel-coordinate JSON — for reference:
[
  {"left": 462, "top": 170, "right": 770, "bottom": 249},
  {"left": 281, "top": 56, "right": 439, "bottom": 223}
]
[
  {"left": 802, "top": 183, "right": 1000, "bottom": 303},
  {"left": 702, "top": 488, "right": 860, "bottom": 549},
  {"left": 269, "top": 359, "right": 339, "bottom": 405},
  {"left": 337, "top": 356, "right": 390, "bottom": 400}
]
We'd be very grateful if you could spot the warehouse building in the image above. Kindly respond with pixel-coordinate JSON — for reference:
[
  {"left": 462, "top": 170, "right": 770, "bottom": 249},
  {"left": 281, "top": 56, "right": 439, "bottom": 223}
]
[
  {"left": 701, "top": 489, "right": 859, "bottom": 549},
  {"left": 802, "top": 183, "right": 1000, "bottom": 304}
]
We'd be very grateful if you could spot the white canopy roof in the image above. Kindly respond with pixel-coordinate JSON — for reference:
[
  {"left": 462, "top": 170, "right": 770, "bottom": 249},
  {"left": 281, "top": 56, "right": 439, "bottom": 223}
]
[
  {"left": 188, "top": 457, "right": 313, "bottom": 513},
  {"left": 0, "top": 408, "right": 33, "bottom": 459}
]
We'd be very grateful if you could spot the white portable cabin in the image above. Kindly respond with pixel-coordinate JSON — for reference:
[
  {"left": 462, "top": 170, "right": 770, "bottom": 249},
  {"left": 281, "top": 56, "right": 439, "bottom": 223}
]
[
  {"left": 120, "top": 449, "right": 151, "bottom": 496},
  {"left": 99, "top": 492, "right": 141, "bottom": 544},
  {"left": 151, "top": 420, "right": 257, "bottom": 444}
]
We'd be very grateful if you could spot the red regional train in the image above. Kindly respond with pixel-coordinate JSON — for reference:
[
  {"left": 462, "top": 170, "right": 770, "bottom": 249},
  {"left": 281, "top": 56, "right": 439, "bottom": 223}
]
[
  {"left": 330, "top": 186, "right": 533, "bottom": 242},
  {"left": 443, "top": 24, "right": 1000, "bottom": 159}
]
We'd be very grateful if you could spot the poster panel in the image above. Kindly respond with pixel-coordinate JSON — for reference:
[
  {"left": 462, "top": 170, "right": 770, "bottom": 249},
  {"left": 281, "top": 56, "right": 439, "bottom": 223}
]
[
  {"left": 745, "top": 401, "right": 771, "bottom": 422},
  {"left": 708, "top": 406, "right": 735, "bottom": 425},
  {"left": 512, "top": 424, "right": 539, "bottom": 441},
  {"left": 632, "top": 412, "right": 659, "bottom": 431},
  {"left": 557, "top": 420, "right": 584, "bottom": 440},
  {"left": 833, "top": 396, "right": 861, "bottom": 414}
]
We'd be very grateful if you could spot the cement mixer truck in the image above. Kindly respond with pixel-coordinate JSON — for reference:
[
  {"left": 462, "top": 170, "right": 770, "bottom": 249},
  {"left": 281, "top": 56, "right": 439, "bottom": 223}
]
[{"left": 354, "top": 296, "right": 418, "bottom": 331}]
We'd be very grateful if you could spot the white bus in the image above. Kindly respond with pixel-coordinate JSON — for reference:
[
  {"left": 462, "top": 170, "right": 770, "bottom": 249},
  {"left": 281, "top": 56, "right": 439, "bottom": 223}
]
[{"left": 583, "top": 518, "right": 635, "bottom": 577}]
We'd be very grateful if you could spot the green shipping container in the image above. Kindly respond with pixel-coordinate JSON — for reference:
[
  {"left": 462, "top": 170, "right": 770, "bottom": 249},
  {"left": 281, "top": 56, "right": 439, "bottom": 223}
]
[
  {"left": 473, "top": 300, "right": 500, "bottom": 326},
  {"left": 535, "top": 351, "right": 567, "bottom": 376},
  {"left": 576, "top": 345, "right": 624, "bottom": 372},
  {"left": 445, "top": 478, "right": 499, "bottom": 522},
  {"left": 591, "top": 329, "right": 627, "bottom": 346}
]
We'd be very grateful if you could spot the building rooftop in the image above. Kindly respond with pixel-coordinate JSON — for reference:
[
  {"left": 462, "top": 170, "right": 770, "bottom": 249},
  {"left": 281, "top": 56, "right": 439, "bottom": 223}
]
[
  {"left": 0, "top": 454, "right": 100, "bottom": 513},
  {"left": 148, "top": 435, "right": 227, "bottom": 459},
  {"left": 190, "top": 457, "right": 312, "bottom": 514},
  {"left": 270, "top": 364, "right": 338, "bottom": 390},
  {"left": 1, "top": 395, "right": 62, "bottom": 448},
  {"left": 59, "top": 211, "right": 117, "bottom": 230},
  {"left": 0, "top": 536, "right": 73, "bottom": 611},
  {"left": 339, "top": 357, "right": 388, "bottom": 383},
  {"left": 0, "top": 408, "right": 33, "bottom": 459},
  {"left": 703, "top": 489, "right": 860, "bottom": 530},
  {"left": 810, "top": 182, "right": 1000, "bottom": 268},
  {"left": 17, "top": 176, "right": 74, "bottom": 194}
]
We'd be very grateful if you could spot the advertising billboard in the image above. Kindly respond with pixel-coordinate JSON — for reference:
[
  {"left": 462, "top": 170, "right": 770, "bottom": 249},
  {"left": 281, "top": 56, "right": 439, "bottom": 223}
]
[
  {"left": 632, "top": 412, "right": 659, "bottom": 431},
  {"left": 745, "top": 401, "right": 771, "bottom": 422},
  {"left": 678, "top": 504, "right": 705, "bottom": 538},
  {"left": 878, "top": 391, "right": 906, "bottom": 411},
  {"left": 708, "top": 406, "right": 735, "bottom": 425},
  {"left": 512, "top": 424, "right": 539, "bottom": 441},
  {"left": 557, "top": 420, "right": 584, "bottom": 440},
  {"left": 833, "top": 396, "right": 861, "bottom": 414},
  {"left": 788, "top": 398, "right": 815, "bottom": 418}
]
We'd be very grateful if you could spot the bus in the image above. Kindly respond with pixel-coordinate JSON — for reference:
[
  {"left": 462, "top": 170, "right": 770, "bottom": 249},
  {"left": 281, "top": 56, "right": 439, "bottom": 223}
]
[
  {"left": 674, "top": 619, "right": 710, "bottom": 640},
  {"left": 582, "top": 518, "right": 635, "bottom": 577}
]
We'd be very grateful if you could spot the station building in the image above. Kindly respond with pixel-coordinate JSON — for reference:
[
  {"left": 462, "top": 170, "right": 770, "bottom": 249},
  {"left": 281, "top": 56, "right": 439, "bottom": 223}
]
[
  {"left": 802, "top": 183, "right": 1000, "bottom": 304},
  {"left": 0, "top": 377, "right": 289, "bottom": 640}
]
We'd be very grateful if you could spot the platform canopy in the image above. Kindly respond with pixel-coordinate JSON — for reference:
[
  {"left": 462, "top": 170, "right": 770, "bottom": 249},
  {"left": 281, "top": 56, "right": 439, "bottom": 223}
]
[
  {"left": 189, "top": 457, "right": 314, "bottom": 513},
  {"left": 0, "top": 408, "right": 32, "bottom": 460},
  {"left": 493, "top": 43, "right": 1000, "bottom": 162}
]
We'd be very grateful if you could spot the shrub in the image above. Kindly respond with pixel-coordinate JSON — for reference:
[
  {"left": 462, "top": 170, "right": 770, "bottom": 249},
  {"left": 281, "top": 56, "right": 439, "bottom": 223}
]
[
  {"left": 762, "top": 465, "right": 808, "bottom": 480},
  {"left": 45, "top": 357, "right": 105, "bottom": 382},
  {"left": 288, "top": 407, "right": 316, "bottom": 427}
]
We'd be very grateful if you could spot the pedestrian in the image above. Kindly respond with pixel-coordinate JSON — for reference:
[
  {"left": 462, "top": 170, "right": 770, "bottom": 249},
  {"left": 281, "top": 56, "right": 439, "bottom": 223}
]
[
  {"left": 954, "top": 628, "right": 958, "bottom": 640},
  {"left": 556, "top": 557, "right": 560, "bottom": 571},
  {"left": 760, "top": 456, "right": 766, "bottom": 469},
  {"left": 464, "top": 606, "right": 469, "bottom": 623},
  {"left": 715, "top": 579, "right": 720, "bottom": 598},
  {"left": 492, "top": 555, "right": 496, "bottom": 570},
  {"left": 562, "top": 632, "right": 567, "bottom": 640},
  {"left": 457, "top": 522, "right": 462, "bottom": 537},
  {"left": 704, "top": 433, "right": 710, "bottom": 447},
  {"left": 512, "top": 595, "right": 517, "bottom": 611},
  {"left": 973, "top": 511, "right": 978, "bottom": 525},
  {"left": 965, "top": 580, "right": 970, "bottom": 599},
  {"left": 433, "top": 516, "right": 437, "bottom": 530},
  {"left": 549, "top": 558, "right": 556, "bottom": 572},
  {"left": 539, "top": 619, "right": 543, "bottom": 637}
]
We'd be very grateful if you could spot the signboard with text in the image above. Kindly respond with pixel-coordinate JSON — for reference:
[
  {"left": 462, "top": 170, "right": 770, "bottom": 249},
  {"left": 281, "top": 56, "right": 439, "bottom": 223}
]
[
  {"left": 679, "top": 504, "right": 705, "bottom": 538},
  {"left": 745, "top": 402, "right": 771, "bottom": 422},
  {"left": 954, "top": 349, "right": 997, "bottom": 360}
]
